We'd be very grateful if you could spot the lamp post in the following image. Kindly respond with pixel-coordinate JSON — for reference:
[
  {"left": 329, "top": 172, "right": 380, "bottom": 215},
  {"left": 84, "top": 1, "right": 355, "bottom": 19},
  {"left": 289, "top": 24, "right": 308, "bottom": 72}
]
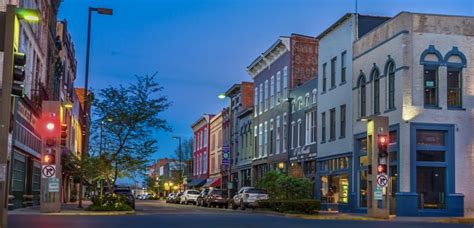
[
  {"left": 79, "top": 6, "right": 113, "bottom": 208},
  {"left": 172, "top": 136, "right": 182, "bottom": 191}
]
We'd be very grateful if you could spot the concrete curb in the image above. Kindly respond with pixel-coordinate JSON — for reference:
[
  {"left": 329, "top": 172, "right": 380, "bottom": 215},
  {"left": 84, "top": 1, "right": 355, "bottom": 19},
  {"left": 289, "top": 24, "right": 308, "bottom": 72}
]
[{"left": 9, "top": 210, "right": 135, "bottom": 216}]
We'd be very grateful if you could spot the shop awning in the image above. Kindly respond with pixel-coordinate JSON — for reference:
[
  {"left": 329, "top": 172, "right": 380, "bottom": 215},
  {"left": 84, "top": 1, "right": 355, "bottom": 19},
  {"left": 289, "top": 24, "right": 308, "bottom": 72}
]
[
  {"left": 187, "top": 178, "right": 206, "bottom": 188},
  {"left": 203, "top": 177, "right": 222, "bottom": 188}
]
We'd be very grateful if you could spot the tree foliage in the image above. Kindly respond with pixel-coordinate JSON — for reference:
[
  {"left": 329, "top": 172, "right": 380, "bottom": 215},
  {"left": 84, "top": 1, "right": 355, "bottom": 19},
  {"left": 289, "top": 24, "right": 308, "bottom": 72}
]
[
  {"left": 256, "top": 171, "right": 312, "bottom": 200},
  {"left": 90, "top": 73, "right": 171, "bottom": 192}
]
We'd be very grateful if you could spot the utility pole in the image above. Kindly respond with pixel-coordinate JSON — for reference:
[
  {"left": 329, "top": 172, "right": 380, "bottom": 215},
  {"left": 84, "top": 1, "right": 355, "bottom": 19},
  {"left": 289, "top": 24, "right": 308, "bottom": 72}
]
[{"left": 0, "top": 5, "right": 17, "bottom": 227}]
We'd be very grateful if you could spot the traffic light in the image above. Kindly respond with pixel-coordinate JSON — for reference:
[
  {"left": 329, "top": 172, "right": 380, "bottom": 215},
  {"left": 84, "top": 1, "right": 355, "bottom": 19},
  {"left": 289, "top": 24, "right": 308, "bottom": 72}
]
[
  {"left": 37, "top": 114, "right": 60, "bottom": 137},
  {"left": 377, "top": 164, "right": 387, "bottom": 174},
  {"left": 60, "top": 124, "right": 67, "bottom": 146},
  {"left": 42, "top": 154, "right": 55, "bottom": 165},
  {"left": 377, "top": 133, "right": 388, "bottom": 157},
  {"left": 12, "top": 52, "right": 26, "bottom": 97}
]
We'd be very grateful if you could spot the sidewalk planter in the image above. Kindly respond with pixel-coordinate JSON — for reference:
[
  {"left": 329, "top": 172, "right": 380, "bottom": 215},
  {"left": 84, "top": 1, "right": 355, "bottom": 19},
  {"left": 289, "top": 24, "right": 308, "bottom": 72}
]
[
  {"left": 87, "top": 195, "right": 133, "bottom": 212},
  {"left": 257, "top": 199, "right": 321, "bottom": 214}
]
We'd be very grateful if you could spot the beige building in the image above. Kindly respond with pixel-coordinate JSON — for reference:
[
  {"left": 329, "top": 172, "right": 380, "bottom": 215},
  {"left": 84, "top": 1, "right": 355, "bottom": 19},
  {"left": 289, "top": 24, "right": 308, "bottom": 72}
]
[{"left": 207, "top": 111, "right": 223, "bottom": 188}]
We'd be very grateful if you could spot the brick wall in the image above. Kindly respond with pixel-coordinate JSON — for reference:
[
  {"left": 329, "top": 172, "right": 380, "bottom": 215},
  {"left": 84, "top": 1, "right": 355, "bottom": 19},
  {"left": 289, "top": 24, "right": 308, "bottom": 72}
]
[{"left": 290, "top": 34, "right": 319, "bottom": 89}]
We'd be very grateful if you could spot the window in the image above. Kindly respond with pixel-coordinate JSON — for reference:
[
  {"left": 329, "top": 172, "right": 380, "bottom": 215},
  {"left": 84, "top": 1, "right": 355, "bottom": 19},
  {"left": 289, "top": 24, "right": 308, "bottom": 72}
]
[
  {"left": 372, "top": 68, "right": 380, "bottom": 114},
  {"left": 424, "top": 68, "right": 438, "bottom": 106},
  {"left": 340, "top": 105, "right": 346, "bottom": 138},
  {"left": 283, "top": 113, "right": 287, "bottom": 153},
  {"left": 270, "top": 76, "right": 275, "bottom": 109},
  {"left": 258, "top": 123, "right": 263, "bottom": 157},
  {"left": 311, "top": 110, "right": 317, "bottom": 143},
  {"left": 264, "top": 80, "right": 269, "bottom": 111},
  {"left": 290, "top": 121, "right": 295, "bottom": 149},
  {"left": 305, "top": 93, "right": 310, "bottom": 107},
  {"left": 276, "top": 116, "right": 281, "bottom": 154},
  {"left": 283, "top": 66, "right": 288, "bottom": 98},
  {"left": 329, "top": 108, "right": 336, "bottom": 140},
  {"left": 330, "top": 57, "right": 336, "bottom": 88},
  {"left": 297, "top": 119, "right": 302, "bottom": 147},
  {"left": 447, "top": 69, "right": 462, "bottom": 108},
  {"left": 254, "top": 87, "right": 258, "bottom": 117},
  {"left": 322, "top": 63, "right": 327, "bottom": 92},
  {"left": 254, "top": 126, "right": 258, "bottom": 158},
  {"left": 387, "top": 61, "right": 395, "bottom": 109},
  {"left": 359, "top": 76, "right": 366, "bottom": 117},
  {"left": 11, "top": 154, "right": 26, "bottom": 192},
  {"left": 204, "top": 128, "right": 208, "bottom": 147},
  {"left": 211, "top": 133, "right": 216, "bottom": 150},
  {"left": 291, "top": 100, "right": 296, "bottom": 113},
  {"left": 341, "top": 51, "right": 346, "bottom": 83},
  {"left": 259, "top": 84, "right": 263, "bottom": 114},
  {"left": 264, "top": 121, "right": 268, "bottom": 156},
  {"left": 321, "top": 112, "right": 326, "bottom": 142},
  {"left": 269, "top": 119, "right": 274, "bottom": 155},
  {"left": 276, "top": 72, "right": 281, "bottom": 105},
  {"left": 305, "top": 112, "right": 311, "bottom": 145},
  {"left": 298, "top": 97, "right": 303, "bottom": 110},
  {"left": 312, "top": 89, "right": 317, "bottom": 104}
]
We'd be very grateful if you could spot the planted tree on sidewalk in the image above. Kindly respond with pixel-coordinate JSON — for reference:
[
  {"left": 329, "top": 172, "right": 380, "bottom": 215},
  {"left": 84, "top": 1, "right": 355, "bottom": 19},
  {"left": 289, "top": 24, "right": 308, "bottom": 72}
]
[{"left": 89, "top": 73, "right": 171, "bottom": 195}]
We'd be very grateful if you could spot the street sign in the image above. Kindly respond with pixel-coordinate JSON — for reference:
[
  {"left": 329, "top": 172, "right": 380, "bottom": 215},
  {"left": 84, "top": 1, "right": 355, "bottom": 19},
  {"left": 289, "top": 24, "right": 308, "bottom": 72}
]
[
  {"left": 374, "top": 186, "right": 383, "bottom": 200},
  {"left": 222, "top": 146, "right": 230, "bottom": 165},
  {"left": 377, "top": 174, "right": 389, "bottom": 188},
  {"left": 48, "top": 178, "right": 59, "bottom": 192},
  {"left": 41, "top": 165, "right": 56, "bottom": 178}
]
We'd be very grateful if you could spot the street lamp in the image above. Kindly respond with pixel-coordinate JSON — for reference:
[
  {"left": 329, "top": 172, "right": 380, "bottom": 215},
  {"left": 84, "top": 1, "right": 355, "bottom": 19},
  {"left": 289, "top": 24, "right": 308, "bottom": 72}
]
[
  {"left": 218, "top": 93, "right": 226, "bottom": 99},
  {"left": 79, "top": 6, "right": 113, "bottom": 209},
  {"left": 172, "top": 136, "right": 183, "bottom": 191}
]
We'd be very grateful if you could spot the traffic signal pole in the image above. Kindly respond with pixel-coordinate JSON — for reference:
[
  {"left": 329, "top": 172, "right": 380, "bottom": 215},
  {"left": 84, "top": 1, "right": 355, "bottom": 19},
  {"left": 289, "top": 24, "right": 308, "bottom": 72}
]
[
  {"left": 367, "top": 116, "right": 390, "bottom": 219},
  {"left": 0, "top": 5, "right": 17, "bottom": 227}
]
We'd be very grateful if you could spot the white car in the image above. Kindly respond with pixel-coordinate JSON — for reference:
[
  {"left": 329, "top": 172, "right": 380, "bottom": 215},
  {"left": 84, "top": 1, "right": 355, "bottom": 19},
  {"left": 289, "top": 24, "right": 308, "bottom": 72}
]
[
  {"left": 180, "top": 190, "right": 200, "bottom": 205},
  {"left": 232, "top": 187, "right": 268, "bottom": 210}
]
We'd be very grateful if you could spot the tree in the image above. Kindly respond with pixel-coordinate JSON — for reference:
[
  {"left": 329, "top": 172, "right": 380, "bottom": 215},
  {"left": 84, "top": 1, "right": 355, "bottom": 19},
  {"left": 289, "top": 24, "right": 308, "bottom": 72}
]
[
  {"left": 90, "top": 73, "right": 171, "bottom": 194},
  {"left": 173, "top": 137, "right": 192, "bottom": 161},
  {"left": 256, "top": 171, "right": 312, "bottom": 200}
]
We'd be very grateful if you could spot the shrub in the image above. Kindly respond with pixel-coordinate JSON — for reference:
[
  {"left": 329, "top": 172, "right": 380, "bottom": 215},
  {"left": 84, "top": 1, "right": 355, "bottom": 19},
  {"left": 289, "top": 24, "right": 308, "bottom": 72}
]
[
  {"left": 88, "top": 194, "right": 133, "bottom": 211},
  {"left": 256, "top": 171, "right": 312, "bottom": 200},
  {"left": 257, "top": 199, "right": 320, "bottom": 214}
]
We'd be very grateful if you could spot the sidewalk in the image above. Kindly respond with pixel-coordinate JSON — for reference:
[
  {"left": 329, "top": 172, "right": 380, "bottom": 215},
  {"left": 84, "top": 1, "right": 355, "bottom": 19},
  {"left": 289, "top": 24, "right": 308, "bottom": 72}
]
[
  {"left": 8, "top": 201, "right": 135, "bottom": 216},
  {"left": 282, "top": 211, "right": 474, "bottom": 224}
]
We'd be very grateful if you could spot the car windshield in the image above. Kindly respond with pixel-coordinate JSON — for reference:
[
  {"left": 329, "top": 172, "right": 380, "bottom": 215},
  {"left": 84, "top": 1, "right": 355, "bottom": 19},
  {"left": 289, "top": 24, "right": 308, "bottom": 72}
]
[
  {"left": 246, "top": 189, "right": 266, "bottom": 194},
  {"left": 188, "top": 190, "right": 200, "bottom": 195},
  {"left": 211, "top": 190, "right": 227, "bottom": 196}
]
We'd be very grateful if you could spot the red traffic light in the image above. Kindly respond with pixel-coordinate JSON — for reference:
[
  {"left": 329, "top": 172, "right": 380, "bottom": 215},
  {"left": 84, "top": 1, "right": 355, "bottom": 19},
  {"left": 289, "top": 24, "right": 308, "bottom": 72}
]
[
  {"left": 37, "top": 114, "right": 60, "bottom": 137},
  {"left": 377, "top": 164, "right": 387, "bottom": 174},
  {"left": 377, "top": 133, "right": 389, "bottom": 153}
]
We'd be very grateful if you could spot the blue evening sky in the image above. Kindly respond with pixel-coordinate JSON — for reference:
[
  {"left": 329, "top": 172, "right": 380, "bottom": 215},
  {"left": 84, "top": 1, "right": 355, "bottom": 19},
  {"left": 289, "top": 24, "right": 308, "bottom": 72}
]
[{"left": 58, "top": 0, "right": 473, "bottom": 163}]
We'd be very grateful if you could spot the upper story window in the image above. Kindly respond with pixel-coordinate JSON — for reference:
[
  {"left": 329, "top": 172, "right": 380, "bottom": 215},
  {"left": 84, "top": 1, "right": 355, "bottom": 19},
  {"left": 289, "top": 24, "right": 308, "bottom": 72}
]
[
  {"left": 330, "top": 57, "right": 337, "bottom": 88},
  {"left": 444, "top": 47, "right": 467, "bottom": 109},
  {"left": 420, "top": 45, "right": 443, "bottom": 108},
  {"left": 291, "top": 100, "right": 296, "bottom": 113},
  {"left": 341, "top": 51, "right": 347, "bottom": 83},
  {"left": 276, "top": 72, "right": 281, "bottom": 105},
  {"left": 254, "top": 87, "right": 258, "bottom": 117},
  {"left": 298, "top": 97, "right": 303, "bottom": 110},
  {"left": 259, "top": 84, "right": 263, "bottom": 114},
  {"left": 357, "top": 72, "right": 367, "bottom": 117},
  {"left": 312, "top": 89, "right": 317, "bottom": 104},
  {"left": 204, "top": 128, "right": 208, "bottom": 147},
  {"left": 371, "top": 66, "right": 380, "bottom": 114},
  {"left": 270, "top": 76, "right": 275, "bottom": 109},
  {"left": 384, "top": 59, "right": 396, "bottom": 110},
  {"left": 264, "top": 80, "right": 269, "bottom": 111},
  {"left": 322, "top": 63, "right": 327, "bottom": 92},
  {"left": 283, "top": 66, "right": 288, "bottom": 98},
  {"left": 304, "top": 93, "right": 310, "bottom": 107}
]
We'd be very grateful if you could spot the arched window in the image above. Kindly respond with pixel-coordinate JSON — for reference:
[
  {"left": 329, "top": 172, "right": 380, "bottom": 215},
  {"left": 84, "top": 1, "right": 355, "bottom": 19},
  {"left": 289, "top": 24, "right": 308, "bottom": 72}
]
[
  {"left": 358, "top": 74, "right": 367, "bottom": 117},
  {"left": 291, "top": 100, "right": 296, "bottom": 113},
  {"left": 312, "top": 89, "right": 317, "bottom": 104},
  {"left": 385, "top": 60, "right": 396, "bottom": 110},
  {"left": 298, "top": 97, "right": 303, "bottom": 110},
  {"left": 305, "top": 93, "right": 310, "bottom": 107},
  {"left": 420, "top": 45, "right": 443, "bottom": 107},
  {"left": 444, "top": 47, "right": 466, "bottom": 108},
  {"left": 371, "top": 66, "right": 380, "bottom": 114}
]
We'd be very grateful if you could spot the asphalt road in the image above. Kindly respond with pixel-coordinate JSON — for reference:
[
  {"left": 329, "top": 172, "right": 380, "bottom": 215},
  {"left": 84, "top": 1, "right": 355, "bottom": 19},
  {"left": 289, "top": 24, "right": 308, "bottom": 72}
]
[{"left": 8, "top": 201, "right": 471, "bottom": 228}]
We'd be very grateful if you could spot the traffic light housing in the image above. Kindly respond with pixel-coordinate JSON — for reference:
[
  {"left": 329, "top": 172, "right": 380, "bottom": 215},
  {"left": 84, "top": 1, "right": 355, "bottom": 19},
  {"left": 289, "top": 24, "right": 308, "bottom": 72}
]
[
  {"left": 60, "top": 124, "right": 67, "bottom": 146},
  {"left": 42, "top": 153, "right": 55, "bottom": 165},
  {"left": 37, "top": 114, "right": 60, "bottom": 137},
  {"left": 12, "top": 52, "right": 26, "bottom": 97}
]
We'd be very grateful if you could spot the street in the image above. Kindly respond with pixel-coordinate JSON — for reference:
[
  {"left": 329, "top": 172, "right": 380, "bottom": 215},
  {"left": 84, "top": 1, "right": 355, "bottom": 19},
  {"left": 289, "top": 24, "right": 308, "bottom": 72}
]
[{"left": 8, "top": 201, "right": 471, "bottom": 228}]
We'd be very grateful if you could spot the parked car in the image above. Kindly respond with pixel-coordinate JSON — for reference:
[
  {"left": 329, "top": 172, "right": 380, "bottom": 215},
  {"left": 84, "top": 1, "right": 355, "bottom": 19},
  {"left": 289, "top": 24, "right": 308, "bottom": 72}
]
[
  {"left": 166, "top": 193, "right": 175, "bottom": 203},
  {"left": 174, "top": 192, "right": 184, "bottom": 204},
  {"left": 114, "top": 188, "right": 136, "bottom": 210},
  {"left": 205, "top": 189, "right": 228, "bottom": 208},
  {"left": 232, "top": 187, "right": 268, "bottom": 210},
  {"left": 196, "top": 189, "right": 210, "bottom": 207},
  {"left": 180, "top": 189, "right": 200, "bottom": 205}
]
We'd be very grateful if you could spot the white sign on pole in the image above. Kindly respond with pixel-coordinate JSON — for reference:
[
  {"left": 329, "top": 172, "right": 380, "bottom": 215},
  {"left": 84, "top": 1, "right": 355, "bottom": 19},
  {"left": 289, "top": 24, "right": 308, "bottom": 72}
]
[
  {"left": 377, "top": 174, "right": 389, "bottom": 188},
  {"left": 41, "top": 165, "right": 56, "bottom": 178},
  {"left": 374, "top": 186, "right": 383, "bottom": 200},
  {"left": 48, "top": 178, "right": 60, "bottom": 192}
]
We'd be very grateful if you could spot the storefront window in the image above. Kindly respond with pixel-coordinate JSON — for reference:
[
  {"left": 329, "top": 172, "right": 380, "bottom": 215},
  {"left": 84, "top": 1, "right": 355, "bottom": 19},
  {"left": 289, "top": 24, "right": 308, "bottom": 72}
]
[
  {"left": 359, "top": 155, "right": 368, "bottom": 167},
  {"left": 359, "top": 170, "right": 368, "bottom": 207},
  {"left": 416, "top": 150, "right": 445, "bottom": 162},
  {"left": 416, "top": 130, "right": 445, "bottom": 146},
  {"left": 12, "top": 153, "right": 26, "bottom": 192},
  {"left": 417, "top": 167, "right": 445, "bottom": 209},
  {"left": 389, "top": 130, "right": 397, "bottom": 144},
  {"left": 320, "top": 174, "right": 349, "bottom": 204}
]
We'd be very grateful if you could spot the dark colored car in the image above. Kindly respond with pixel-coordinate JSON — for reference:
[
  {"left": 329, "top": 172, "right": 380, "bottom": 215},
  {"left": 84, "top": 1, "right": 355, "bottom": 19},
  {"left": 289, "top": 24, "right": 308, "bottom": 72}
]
[
  {"left": 174, "top": 192, "right": 183, "bottom": 204},
  {"left": 196, "top": 189, "right": 210, "bottom": 207},
  {"left": 205, "top": 189, "right": 228, "bottom": 208},
  {"left": 114, "top": 188, "right": 136, "bottom": 210}
]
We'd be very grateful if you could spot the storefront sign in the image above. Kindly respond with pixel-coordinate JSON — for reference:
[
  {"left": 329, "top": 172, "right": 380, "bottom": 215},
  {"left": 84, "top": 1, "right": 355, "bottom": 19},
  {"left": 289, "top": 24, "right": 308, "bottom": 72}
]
[
  {"left": 374, "top": 186, "right": 383, "bottom": 200},
  {"left": 48, "top": 178, "right": 60, "bottom": 192}
]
